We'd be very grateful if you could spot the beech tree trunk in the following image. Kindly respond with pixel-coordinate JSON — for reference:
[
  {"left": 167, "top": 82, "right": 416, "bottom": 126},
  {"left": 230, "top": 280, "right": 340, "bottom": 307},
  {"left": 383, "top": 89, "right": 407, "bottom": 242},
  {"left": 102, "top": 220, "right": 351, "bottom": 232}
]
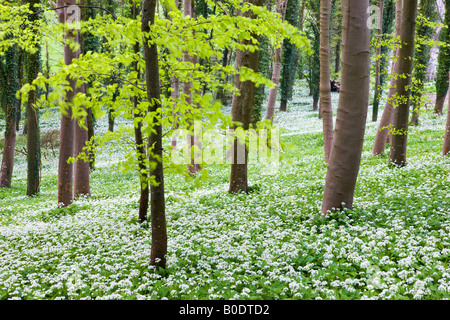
[
  {"left": 84, "top": 0, "right": 98, "bottom": 171},
  {"left": 265, "top": 46, "right": 282, "bottom": 117},
  {"left": 183, "top": 0, "right": 201, "bottom": 174},
  {"left": 26, "top": 0, "right": 41, "bottom": 196},
  {"left": 74, "top": 2, "right": 90, "bottom": 198},
  {"left": 264, "top": 0, "right": 288, "bottom": 119},
  {"left": 321, "top": 0, "right": 370, "bottom": 214},
  {"left": 434, "top": 0, "right": 450, "bottom": 115},
  {"left": 443, "top": 71, "right": 450, "bottom": 156},
  {"left": 319, "top": 0, "right": 333, "bottom": 163},
  {"left": 389, "top": 0, "right": 418, "bottom": 167},
  {"left": 57, "top": 0, "right": 77, "bottom": 206},
  {"left": 372, "top": 0, "right": 403, "bottom": 156},
  {"left": 142, "top": 0, "right": 167, "bottom": 268},
  {"left": 229, "top": 0, "right": 263, "bottom": 194},
  {"left": 74, "top": 85, "right": 91, "bottom": 198},
  {"left": 132, "top": 1, "right": 148, "bottom": 224}
]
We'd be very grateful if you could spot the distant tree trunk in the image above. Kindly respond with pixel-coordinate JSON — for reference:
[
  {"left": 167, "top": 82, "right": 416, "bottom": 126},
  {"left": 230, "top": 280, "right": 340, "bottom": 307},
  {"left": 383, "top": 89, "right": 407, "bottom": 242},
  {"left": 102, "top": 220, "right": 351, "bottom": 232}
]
[
  {"left": 16, "top": 49, "right": 24, "bottom": 132},
  {"left": 389, "top": 0, "right": 418, "bottom": 167},
  {"left": 252, "top": 35, "right": 270, "bottom": 125},
  {"left": 279, "top": 0, "right": 300, "bottom": 113},
  {"left": 86, "top": 108, "right": 95, "bottom": 170},
  {"left": 319, "top": 0, "right": 333, "bottom": 163},
  {"left": 26, "top": 0, "right": 41, "bottom": 196},
  {"left": 106, "top": 0, "right": 116, "bottom": 132},
  {"left": 299, "top": 0, "right": 305, "bottom": 30},
  {"left": 266, "top": 45, "right": 282, "bottom": 115},
  {"left": 307, "top": 1, "right": 320, "bottom": 114},
  {"left": 410, "top": 0, "right": 436, "bottom": 126},
  {"left": 322, "top": 0, "right": 370, "bottom": 214},
  {"left": 434, "top": 0, "right": 450, "bottom": 115},
  {"left": 297, "top": 0, "right": 306, "bottom": 80},
  {"left": 183, "top": 0, "right": 201, "bottom": 174},
  {"left": 372, "top": 0, "right": 403, "bottom": 156},
  {"left": 216, "top": 47, "right": 231, "bottom": 105},
  {"left": 229, "top": 0, "right": 263, "bottom": 194},
  {"left": 108, "top": 106, "right": 115, "bottom": 132},
  {"left": 372, "top": 0, "right": 384, "bottom": 122},
  {"left": 264, "top": 0, "right": 288, "bottom": 118},
  {"left": 142, "top": 0, "right": 167, "bottom": 268},
  {"left": 443, "top": 71, "right": 450, "bottom": 156},
  {"left": 372, "top": 0, "right": 397, "bottom": 123},
  {"left": 45, "top": 40, "right": 50, "bottom": 102},
  {"left": 168, "top": 1, "right": 181, "bottom": 150},
  {"left": 57, "top": 0, "right": 77, "bottom": 206},
  {"left": 334, "top": 39, "right": 340, "bottom": 75}
]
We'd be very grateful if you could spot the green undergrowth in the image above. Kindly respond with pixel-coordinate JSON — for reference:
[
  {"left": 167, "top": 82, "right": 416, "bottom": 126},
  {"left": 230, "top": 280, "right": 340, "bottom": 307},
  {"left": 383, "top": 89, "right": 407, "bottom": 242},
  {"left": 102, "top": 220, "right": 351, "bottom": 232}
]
[{"left": 1, "top": 82, "right": 450, "bottom": 300}]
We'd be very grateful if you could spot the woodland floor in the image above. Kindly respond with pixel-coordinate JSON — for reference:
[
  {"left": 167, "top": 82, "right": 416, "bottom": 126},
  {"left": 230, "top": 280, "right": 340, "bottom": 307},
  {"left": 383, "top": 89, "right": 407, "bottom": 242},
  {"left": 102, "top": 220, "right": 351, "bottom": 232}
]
[{"left": 1, "top": 80, "right": 450, "bottom": 300}]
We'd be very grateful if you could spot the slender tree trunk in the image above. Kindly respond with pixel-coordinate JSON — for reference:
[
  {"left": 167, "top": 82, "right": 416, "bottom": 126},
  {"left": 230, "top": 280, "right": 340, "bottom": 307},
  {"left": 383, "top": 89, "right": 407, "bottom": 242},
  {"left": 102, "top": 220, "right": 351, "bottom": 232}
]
[
  {"left": 57, "top": 0, "right": 77, "bottom": 206},
  {"left": 297, "top": 0, "right": 306, "bottom": 80},
  {"left": 74, "top": 1, "right": 90, "bottom": 198},
  {"left": 108, "top": 107, "right": 115, "bottom": 132},
  {"left": 106, "top": 0, "right": 116, "bottom": 132},
  {"left": 266, "top": 46, "right": 283, "bottom": 116},
  {"left": 86, "top": 107, "right": 95, "bottom": 170},
  {"left": 372, "top": 0, "right": 385, "bottom": 122},
  {"left": 45, "top": 40, "right": 50, "bottom": 102},
  {"left": 334, "top": 39, "right": 341, "bottom": 75},
  {"left": 374, "top": 0, "right": 396, "bottom": 123},
  {"left": 142, "top": 0, "right": 167, "bottom": 268},
  {"left": 372, "top": 0, "right": 403, "bottom": 155},
  {"left": 229, "top": 0, "right": 263, "bottom": 194},
  {"left": 279, "top": 0, "right": 301, "bottom": 113},
  {"left": 321, "top": 0, "right": 370, "bottom": 214},
  {"left": 443, "top": 71, "right": 450, "bottom": 156},
  {"left": 16, "top": 50, "right": 23, "bottom": 133},
  {"left": 84, "top": 0, "right": 98, "bottom": 170},
  {"left": 389, "top": 0, "right": 418, "bottom": 167},
  {"left": 309, "top": 3, "right": 320, "bottom": 114},
  {"left": 264, "top": 0, "right": 288, "bottom": 118},
  {"left": 134, "top": 104, "right": 149, "bottom": 224},
  {"left": 168, "top": 0, "right": 181, "bottom": 150},
  {"left": 132, "top": 1, "right": 148, "bottom": 224},
  {"left": 183, "top": 0, "right": 201, "bottom": 174},
  {"left": 319, "top": 0, "right": 333, "bottom": 163},
  {"left": 26, "top": 0, "right": 41, "bottom": 196},
  {"left": 74, "top": 85, "right": 91, "bottom": 198}
]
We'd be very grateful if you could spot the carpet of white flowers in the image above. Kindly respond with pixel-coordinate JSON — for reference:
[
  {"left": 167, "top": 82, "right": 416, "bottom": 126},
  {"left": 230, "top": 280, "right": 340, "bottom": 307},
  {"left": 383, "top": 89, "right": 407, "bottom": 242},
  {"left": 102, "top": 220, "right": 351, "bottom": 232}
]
[{"left": 1, "top": 81, "right": 450, "bottom": 300}]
